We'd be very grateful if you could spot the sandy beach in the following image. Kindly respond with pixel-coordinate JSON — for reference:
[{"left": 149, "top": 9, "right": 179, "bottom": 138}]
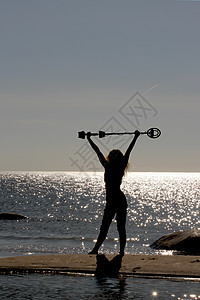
[{"left": 0, "top": 254, "right": 200, "bottom": 279}]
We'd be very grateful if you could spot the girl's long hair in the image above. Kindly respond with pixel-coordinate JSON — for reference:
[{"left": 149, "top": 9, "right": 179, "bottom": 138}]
[{"left": 106, "top": 149, "right": 129, "bottom": 175}]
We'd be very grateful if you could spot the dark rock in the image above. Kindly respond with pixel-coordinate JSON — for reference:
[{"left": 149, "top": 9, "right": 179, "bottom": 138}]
[
  {"left": 0, "top": 213, "right": 27, "bottom": 220},
  {"left": 151, "top": 229, "right": 200, "bottom": 254}
]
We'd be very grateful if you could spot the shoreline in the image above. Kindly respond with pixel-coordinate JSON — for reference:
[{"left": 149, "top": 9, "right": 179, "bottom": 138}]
[{"left": 0, "top": 254, "right": 200, "bottom": 280}]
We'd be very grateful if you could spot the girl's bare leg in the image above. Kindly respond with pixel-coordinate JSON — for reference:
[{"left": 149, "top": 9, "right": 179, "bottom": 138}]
[{"left": 89, "top": 208, "right": 115, "bottom": 254}]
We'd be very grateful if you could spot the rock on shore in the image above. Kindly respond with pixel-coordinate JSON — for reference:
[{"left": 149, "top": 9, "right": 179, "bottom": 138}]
[
  {"left": 0, "top": 213, "right": 27, "bottom": 220},
  {"left": 151, "top": 229, "right": 200, "bottom": 254}
]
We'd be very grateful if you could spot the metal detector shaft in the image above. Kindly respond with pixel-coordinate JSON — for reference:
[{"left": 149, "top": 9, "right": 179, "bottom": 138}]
[
  {"left": 99, "top": 128, "right": 161, "bottom": 139},
  {"left": 100, "top": 131, "right": 147, "bottom": 136},
  {"left": 78, "top": 128, "right": 161, "bottom": 139}
]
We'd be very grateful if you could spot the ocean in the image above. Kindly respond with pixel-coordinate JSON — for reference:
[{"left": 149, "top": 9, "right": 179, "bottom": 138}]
[{"left": 0, "top": 171, "right": 200, "bottom": 299}]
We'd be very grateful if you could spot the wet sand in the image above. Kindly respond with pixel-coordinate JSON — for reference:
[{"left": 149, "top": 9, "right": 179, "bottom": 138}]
[{"left": 0, "top": 254, "right": 200, "bottom": 279}]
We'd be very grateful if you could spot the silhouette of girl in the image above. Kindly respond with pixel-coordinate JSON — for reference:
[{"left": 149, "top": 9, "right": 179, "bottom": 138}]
[{"left": 87, "top": 130, "right": 140, "bottom": 256}]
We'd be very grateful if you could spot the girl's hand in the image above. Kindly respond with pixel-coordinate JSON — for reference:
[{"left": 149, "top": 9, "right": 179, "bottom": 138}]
[
  {"left": 87, "top": 132, "right": 92, "bottom": 139},
  {"left": 134, "top": 130, "right": 140, "bottom": 138}
]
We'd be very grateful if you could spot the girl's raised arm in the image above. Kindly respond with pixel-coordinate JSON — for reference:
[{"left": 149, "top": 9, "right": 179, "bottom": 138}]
[
  {"left": 124, "top": 130, "right": 140, "bottom": 166},
  {"left": 87, "top": 133, "right": 107, "bottom": 167}
]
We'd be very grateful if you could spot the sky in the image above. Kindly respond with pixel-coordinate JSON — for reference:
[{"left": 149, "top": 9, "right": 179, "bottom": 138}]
[{"left": 0, "top": 0, "right": 200, "bottom": 172}]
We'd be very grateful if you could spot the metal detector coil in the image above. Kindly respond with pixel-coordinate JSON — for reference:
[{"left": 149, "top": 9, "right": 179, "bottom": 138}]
[{"left": 146, "top": 128, "right": 161, "bottom": 139}]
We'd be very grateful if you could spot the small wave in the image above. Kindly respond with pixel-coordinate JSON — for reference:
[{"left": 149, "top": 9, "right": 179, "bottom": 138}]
[{"left": 0, "top": 234, "right": 95, "bottom": 242}]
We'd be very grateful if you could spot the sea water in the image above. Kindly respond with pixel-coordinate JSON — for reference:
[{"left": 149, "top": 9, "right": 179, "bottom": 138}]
[{"left": 0, "top": 172, "right": 200, "bottom": 299}]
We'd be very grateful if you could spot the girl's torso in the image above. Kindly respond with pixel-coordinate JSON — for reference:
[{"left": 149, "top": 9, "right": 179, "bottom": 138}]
[{"left": 104, "top": 162, "right": 127, "bottom": 208}]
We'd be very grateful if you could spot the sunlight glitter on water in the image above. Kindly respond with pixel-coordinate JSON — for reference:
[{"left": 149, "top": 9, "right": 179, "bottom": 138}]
[
  {"left": 1, "top": 172, "right": 200, "bottom": 299},
  {"left": 123, "top": 172, "right": 200, "bottom": 232},
  {"left": 0, "top": 171, "right": 200, "bottom": 256}
]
